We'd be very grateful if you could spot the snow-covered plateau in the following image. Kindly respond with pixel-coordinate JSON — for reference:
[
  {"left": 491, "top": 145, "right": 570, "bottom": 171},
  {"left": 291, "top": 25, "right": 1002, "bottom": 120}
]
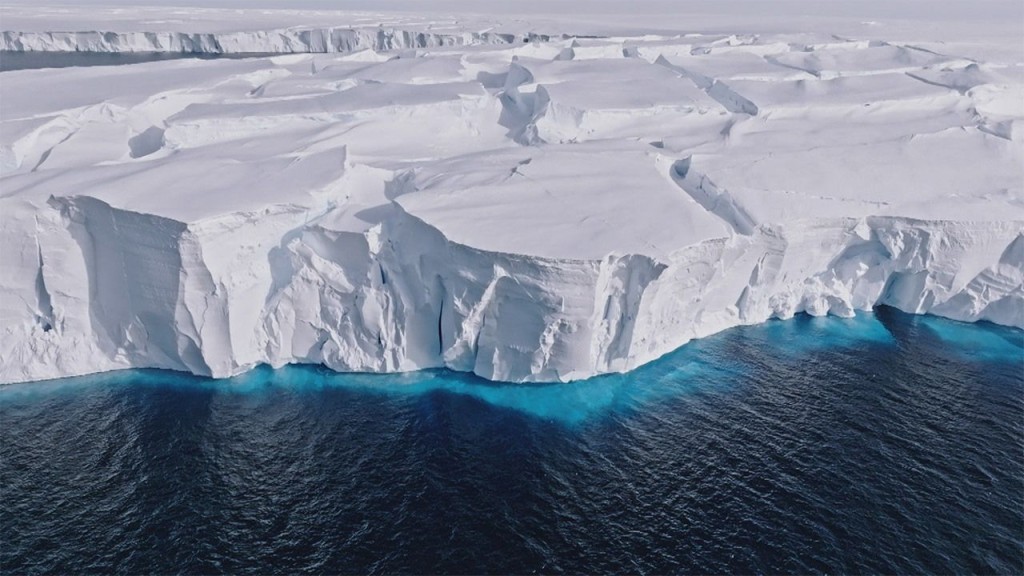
[{"left": 1, "top": 1, "right": 1022, "bottom": 384}]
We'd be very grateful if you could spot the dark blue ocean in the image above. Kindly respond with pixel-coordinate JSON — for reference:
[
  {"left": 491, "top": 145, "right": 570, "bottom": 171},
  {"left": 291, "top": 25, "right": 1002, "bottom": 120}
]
[{"left": 2, "top": 307, "right": 1022, "bottom": 574}]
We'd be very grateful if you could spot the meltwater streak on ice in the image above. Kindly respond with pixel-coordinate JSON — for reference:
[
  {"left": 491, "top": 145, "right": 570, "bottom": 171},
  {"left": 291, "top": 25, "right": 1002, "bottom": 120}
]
[{"left": 2, "top": 309, "right": 1022, "bottom": 575}]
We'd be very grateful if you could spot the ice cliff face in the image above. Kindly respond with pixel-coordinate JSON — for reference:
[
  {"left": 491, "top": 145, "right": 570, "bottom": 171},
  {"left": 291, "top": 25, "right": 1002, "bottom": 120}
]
[
  {"left": 0, "top": 28, "right": 549, "bottom": 54},
  {"left": 5, "top": 190, "right": 1019, "bottom": 384},
  {"left": 1, "top": 10, "right": 1021, "bottom": 384}
]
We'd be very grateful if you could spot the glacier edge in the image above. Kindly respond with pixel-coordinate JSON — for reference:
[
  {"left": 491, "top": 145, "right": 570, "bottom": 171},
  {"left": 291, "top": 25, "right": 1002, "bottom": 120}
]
[
  {"left": 2, "top": 9, "right": 1022, "bottom": 385},
  {"left": 2, "top": 196, "right": 1020, "bottom": 385}
]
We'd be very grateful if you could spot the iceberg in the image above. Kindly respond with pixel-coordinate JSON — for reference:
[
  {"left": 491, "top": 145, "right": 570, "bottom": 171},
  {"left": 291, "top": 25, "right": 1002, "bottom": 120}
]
[{"left": 1, "top": 2, "right": 1021, "bottom": 384}]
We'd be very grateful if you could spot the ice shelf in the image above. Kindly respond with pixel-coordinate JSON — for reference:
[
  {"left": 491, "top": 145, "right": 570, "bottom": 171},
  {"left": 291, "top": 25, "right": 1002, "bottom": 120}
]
[{"left": 1, "top": 1, "right": 1021, "bottom": 383}]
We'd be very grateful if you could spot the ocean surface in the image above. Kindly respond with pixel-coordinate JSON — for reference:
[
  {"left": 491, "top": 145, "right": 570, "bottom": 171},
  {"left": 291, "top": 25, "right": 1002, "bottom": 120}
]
[
  {"left": 2, "top": 307, "right": 1022, "bottom": 574},
  {"left": 0, "top": 51, "right": 274, "bottom": 72}
]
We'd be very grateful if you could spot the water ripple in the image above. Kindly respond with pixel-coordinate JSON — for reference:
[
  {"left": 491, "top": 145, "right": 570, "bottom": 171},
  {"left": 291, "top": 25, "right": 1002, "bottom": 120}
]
[{"left": 2, "top": 308, "right": 1022, "bottom": 574}]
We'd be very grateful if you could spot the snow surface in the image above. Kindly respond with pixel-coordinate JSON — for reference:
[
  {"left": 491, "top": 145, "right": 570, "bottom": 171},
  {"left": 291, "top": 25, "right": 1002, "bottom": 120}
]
[{"left": 1, "top": 1, "right": 1022, "bottom": 384}]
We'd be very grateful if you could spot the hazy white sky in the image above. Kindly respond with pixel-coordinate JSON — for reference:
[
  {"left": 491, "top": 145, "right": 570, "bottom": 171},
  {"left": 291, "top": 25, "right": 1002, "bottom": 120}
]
[{"left": 2, "top": 0, "right": 1019, "bottom": 42}]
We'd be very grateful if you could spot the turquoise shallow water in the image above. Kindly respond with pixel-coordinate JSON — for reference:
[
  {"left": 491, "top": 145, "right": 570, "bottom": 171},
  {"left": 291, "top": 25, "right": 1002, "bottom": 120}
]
[{"left": 2, "top": 307, "right": 1022, "bottom": 574}]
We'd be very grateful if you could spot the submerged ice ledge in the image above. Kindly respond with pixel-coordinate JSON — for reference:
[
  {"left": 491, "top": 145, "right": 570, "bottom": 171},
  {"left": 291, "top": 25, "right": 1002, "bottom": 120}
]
[{"left": 1, "top": 8, "right": 1022, "bottom": 385}]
